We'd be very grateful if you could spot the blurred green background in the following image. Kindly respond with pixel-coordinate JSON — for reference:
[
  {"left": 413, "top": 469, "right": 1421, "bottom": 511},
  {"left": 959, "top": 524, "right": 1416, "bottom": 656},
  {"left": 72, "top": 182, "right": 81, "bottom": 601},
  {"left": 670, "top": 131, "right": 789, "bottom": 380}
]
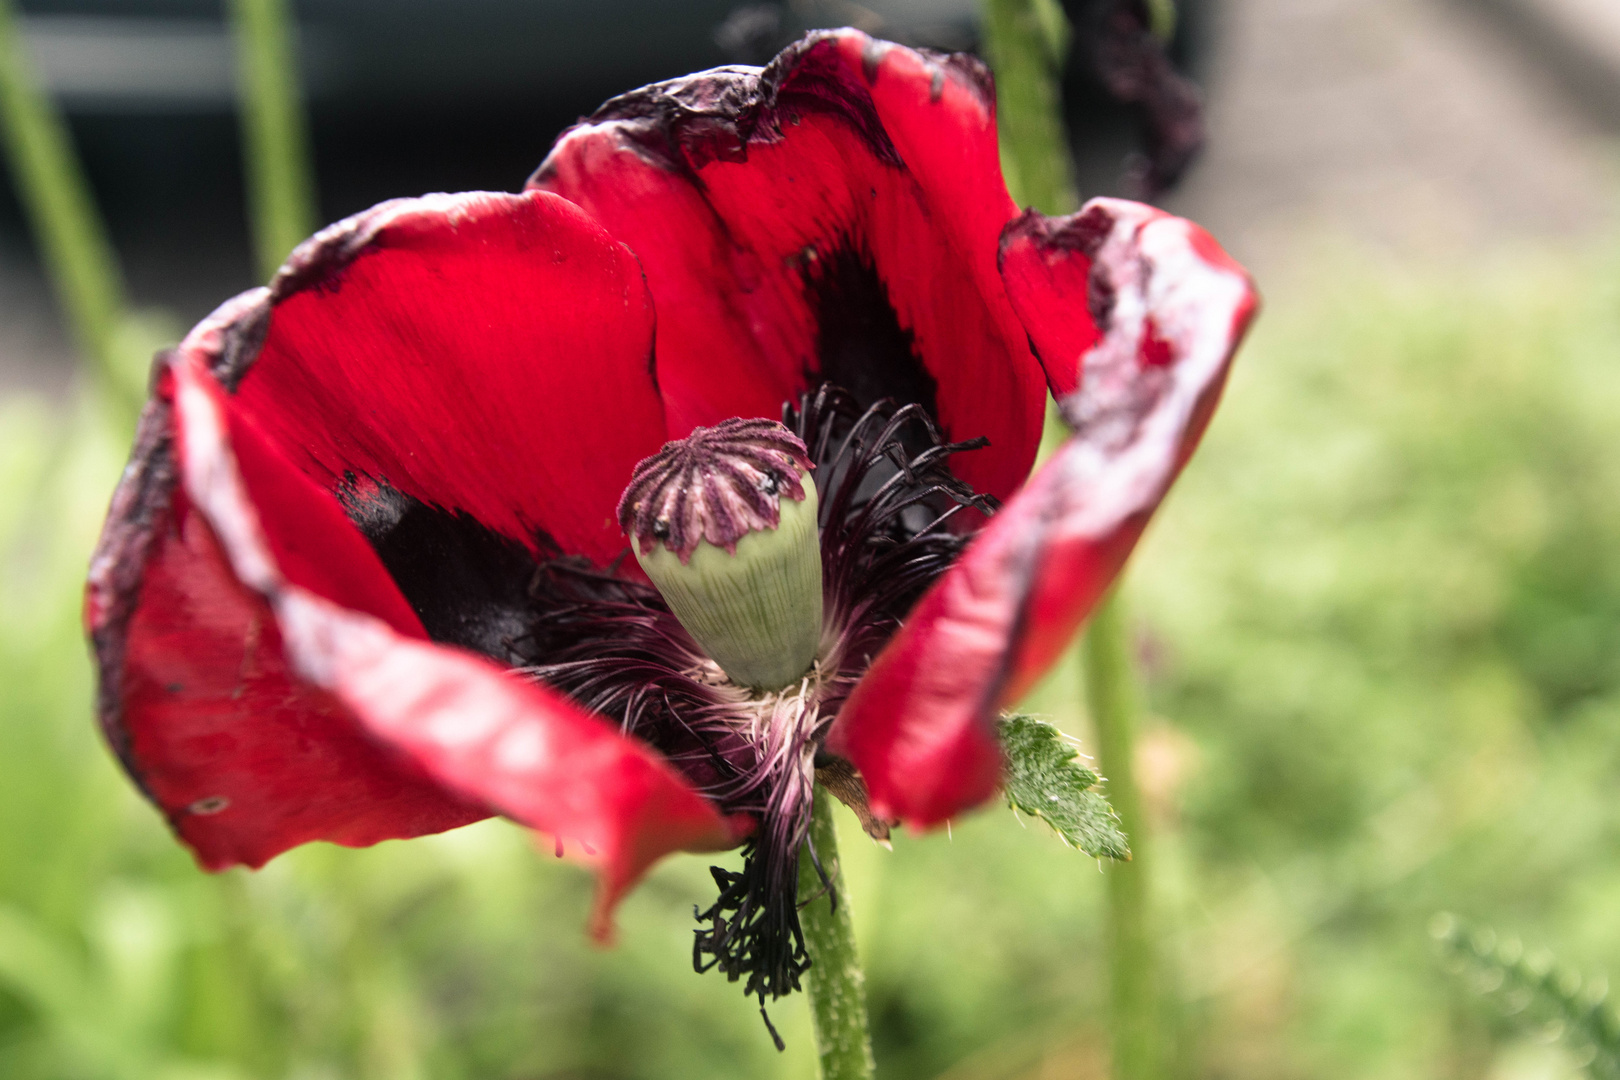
[{"left": 6, "top": 0, "right": 1620, "bottom": 1077}]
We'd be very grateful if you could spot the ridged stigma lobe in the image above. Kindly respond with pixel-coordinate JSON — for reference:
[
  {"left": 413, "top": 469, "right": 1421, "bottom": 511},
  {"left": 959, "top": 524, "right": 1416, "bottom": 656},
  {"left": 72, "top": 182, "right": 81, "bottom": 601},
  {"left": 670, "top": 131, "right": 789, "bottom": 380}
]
[{"left": 618, "top": 417, "right": 814, "bottom": 562}]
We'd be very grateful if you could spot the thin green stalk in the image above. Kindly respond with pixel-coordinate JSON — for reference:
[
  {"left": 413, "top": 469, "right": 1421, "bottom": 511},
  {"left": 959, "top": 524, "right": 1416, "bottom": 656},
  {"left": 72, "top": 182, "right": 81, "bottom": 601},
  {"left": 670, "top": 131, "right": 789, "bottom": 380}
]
[
  {"left": 982, "top": 3, "right": 1167, "bottom": 1075},
  {"left": 1146, "top": 0, "right": 1179, "bottom": 42},
  {"left": 0, "top": 0, "right": 139, "bottom": 413},
  {"left": 798, "top": 785, "right": 874, "bottom": 1080},
  {"left": 981, "top": 0, "right": 1077, "bottom": 217},
  {"left": 228, "top": 0, "right": 317, "bottom": 280},
  {"left": 1085, "top": 590, "right": 1161, "bottom": 1080}
]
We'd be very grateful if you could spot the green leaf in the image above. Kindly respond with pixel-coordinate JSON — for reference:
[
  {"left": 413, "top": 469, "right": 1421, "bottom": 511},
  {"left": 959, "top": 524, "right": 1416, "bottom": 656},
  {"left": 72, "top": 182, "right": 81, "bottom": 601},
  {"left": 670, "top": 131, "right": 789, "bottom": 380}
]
[{"left": 999, "top": 714, "right": 1130, "bottom": 860}]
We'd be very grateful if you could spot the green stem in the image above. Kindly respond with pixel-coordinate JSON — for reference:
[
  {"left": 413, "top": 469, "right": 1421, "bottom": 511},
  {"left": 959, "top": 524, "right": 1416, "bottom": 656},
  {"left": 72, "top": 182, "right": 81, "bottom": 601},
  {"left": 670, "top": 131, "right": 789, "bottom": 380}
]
[
  {"left": 0, "top": 0, "right": 138, "bottom": 412},
  {"left": 798, "top": 785, "right": 874, "bottom": 1080},
  {"left": 228, "top": 0, "right": 318, "bottom": 280},
  {"left": 1085, "top": 590, "right": 1161, "bottom": 1080},
  {"left": 1146, "top": 0, "right": 1179, "bottom": 42},
  {"left": 980, "top": 0, "right": 1077, "bottom": 216},
  {"left": 982, "top": 3, "right": 1165, "bottom": 1074}
]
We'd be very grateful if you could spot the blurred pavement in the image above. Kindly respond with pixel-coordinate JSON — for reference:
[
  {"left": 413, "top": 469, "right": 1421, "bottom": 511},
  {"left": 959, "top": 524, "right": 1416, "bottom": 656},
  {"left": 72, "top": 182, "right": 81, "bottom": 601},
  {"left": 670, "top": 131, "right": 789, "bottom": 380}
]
[{"left": 1162, "top": 0, "right": 1618, "bottom": 290}]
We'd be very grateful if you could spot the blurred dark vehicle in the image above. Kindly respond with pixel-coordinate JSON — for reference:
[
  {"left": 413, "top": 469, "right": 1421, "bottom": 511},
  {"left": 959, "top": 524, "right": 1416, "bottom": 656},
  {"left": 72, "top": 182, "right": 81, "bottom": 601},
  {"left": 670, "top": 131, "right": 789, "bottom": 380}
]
[
  {"left": 1, "top": 1, "right": 979, "bottom": 311},
  {"left": 1, "top": 0, "right": 1214, "bottom": 330}
]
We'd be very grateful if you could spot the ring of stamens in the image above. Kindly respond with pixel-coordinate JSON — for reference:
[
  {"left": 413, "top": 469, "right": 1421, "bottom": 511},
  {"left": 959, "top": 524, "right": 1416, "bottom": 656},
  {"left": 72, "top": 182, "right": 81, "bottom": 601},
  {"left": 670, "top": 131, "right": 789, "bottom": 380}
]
[{"left": 517, "top": 383, "right": 996, "bottom": 1037}]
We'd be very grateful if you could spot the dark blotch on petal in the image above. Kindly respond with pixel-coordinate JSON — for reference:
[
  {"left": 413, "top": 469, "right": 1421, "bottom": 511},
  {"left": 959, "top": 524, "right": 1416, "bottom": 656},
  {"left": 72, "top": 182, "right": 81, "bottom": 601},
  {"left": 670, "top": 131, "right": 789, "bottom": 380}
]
[
  {"left": 807, "top": 248, "right": 939, "bottom": 432},
  {"left": 337, "top": 475, "right": 543, "bottom": 668}
]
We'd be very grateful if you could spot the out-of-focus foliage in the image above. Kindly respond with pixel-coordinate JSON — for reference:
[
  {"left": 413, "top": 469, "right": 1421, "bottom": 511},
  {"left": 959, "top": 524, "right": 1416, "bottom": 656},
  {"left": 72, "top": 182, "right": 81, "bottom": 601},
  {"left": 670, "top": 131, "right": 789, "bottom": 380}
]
[
  {"left": 1432, "top": 913, "right": 1620, "bottom": 1077},
  {"left": 1133, "top": 246, "right": 1620, "bottom": 1080},
  {"left": 4, "top": 242, "right": 1620, "bottom": 1078}
]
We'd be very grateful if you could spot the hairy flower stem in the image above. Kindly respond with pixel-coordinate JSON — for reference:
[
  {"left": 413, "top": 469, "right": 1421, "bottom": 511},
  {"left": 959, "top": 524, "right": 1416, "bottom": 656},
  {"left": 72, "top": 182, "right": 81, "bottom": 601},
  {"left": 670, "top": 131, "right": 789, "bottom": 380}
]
[
  {"left": 1086, "top": 590, "right": 1162, "bottom": 1080},
  {"left": 228, "top": 0, "right": 318, "bottom": 280},
  {"left": 0, "top": 0, "right": 140, "bottom": 416},
  {"left": 797, "top": 785, "right": 874, "bottom": 1080}
]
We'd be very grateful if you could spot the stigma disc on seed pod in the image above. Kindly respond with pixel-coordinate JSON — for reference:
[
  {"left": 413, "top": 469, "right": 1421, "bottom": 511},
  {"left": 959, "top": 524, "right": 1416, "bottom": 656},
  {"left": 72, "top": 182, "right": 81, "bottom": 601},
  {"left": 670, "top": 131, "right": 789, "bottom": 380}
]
[{"left": 617, "top": 418, "right": 823, "bottom": 693}]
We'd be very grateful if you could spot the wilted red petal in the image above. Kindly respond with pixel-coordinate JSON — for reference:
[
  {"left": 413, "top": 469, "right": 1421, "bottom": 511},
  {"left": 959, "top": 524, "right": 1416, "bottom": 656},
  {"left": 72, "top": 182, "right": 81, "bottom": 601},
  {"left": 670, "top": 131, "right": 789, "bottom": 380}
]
[
  {"left": 531, "top": 29, "right": 1045, "bottom": 504},
  {"left": 273, "top": 589, "right": 746, "bottom": 940},
  {"left": 86, "top": 340, "right": 738, "bottom": 930},
  {"left": 828, "top": 198, "right": 1257, "bottom": 826},
  {"left": 109, "top": 483, "right": 492, "bottom": 866},
  {"left": 179, "top": 351, "right": 739, "bottom": 920},
  {"left": 87, "top": 343, "right": 487, "bottom": 870},
  {"left": 227, "top": 189, "right": 666, "bottom": 567}
]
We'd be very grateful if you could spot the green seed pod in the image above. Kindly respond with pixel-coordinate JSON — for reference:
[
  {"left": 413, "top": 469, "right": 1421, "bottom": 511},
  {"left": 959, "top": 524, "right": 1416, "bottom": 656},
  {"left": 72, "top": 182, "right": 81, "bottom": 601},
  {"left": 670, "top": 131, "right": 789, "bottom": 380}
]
[{"left": 617, "top": 419, "right": 823, "bottom": 692}]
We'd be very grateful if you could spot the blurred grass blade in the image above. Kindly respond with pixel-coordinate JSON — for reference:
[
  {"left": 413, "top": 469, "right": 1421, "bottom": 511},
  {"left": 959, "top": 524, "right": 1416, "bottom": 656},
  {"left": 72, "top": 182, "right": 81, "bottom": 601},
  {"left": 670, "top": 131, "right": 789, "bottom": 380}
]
[
  {"left": 0, "top": 0, "right": 142, "bottom": 416},
  {"left": 0, "top": 903, "right": 89, "bottom": 1024},
  {"left": 229, "top": 0, "right": 318, "bottom": 280}
]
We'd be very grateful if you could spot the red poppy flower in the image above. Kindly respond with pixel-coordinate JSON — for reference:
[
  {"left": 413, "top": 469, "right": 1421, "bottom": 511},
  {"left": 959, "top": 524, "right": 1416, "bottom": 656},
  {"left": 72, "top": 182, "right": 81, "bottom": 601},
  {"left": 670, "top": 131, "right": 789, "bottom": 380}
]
[{"left": 85, "top": 29, "right": 1254, "bottom": 1023}]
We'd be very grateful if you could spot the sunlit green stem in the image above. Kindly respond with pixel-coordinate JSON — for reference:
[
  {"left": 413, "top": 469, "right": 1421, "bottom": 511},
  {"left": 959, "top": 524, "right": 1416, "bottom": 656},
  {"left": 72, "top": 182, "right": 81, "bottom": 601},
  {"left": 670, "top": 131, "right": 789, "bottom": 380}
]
[
  {"left": 1146, "top": 0, "right": 1179, "bottom": 41},
  {"left": 981, "top": 0, "right": 1077, "bottom": 217},
  {"left": 798, "top": 785, "right": 874, "bottom": 1080},
  {"left": 983, "top": 1, "right": 1166, "bottom": 1074},
  {"left": 0, "top": 0, "right": 139, "bottom": 414},
  {"left": 1086, "top": 590, "right": 1161, "bottom": 1080},
  {"left": 228, "top": 0, "right": 318, "bottom": 280}
]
